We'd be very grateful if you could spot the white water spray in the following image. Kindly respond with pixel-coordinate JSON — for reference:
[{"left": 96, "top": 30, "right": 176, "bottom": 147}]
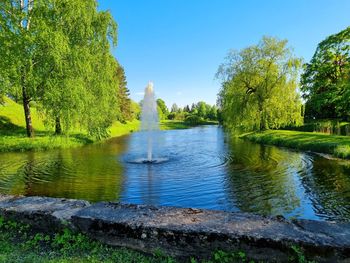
[{"left": 141, "top": 82, "right": 159, "bottom": 162}]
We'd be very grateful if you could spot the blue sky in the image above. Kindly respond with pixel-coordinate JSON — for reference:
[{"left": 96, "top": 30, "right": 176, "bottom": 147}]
[{"left": 98, "top": 0, "right": 350, "bottom": 108}]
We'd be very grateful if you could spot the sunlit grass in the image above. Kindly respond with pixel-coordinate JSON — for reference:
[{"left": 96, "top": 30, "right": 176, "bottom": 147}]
[
  {"left": 108, "top": 119, "right": 140, "bottom": 137},
  {"left": 242, "top": 130, "right": 350, "bottom": 159},
  {"left": 160, "top": 120, "right": 218, "bottom": 130},
  {"left": 0, "top": 97, "right": 218, "bottom": 152}
]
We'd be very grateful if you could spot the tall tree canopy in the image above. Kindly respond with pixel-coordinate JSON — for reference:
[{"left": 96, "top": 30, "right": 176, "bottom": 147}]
[
  {"left": 0, "top": 0, "right": 119, "bottom": 138},
  {"left": 301, "top": 26, "right": 350, "bottom": 120},
  {"left": 217, "top": 37, "right": 303, "bottom": 131}
]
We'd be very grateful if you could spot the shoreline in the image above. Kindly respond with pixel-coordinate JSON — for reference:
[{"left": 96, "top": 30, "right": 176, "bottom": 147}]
[
  {"left": 0, "top": 120, "right": 218, "bottom": 153},
  {"left": 241, "top": 130, "right": 350, "bottom": 159}
]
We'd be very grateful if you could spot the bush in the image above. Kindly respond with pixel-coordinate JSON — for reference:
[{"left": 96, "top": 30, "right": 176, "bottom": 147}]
[{"left": 184, "top": 115, "right": 204, "bottom": 125}]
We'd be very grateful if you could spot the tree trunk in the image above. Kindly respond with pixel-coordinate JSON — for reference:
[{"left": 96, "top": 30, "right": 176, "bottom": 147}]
[
  {"left": 258, "top": 100, "right": 266, "bottom": 131},
  {"left": 20, "top": 0, "right": 35, "bottom": 138},
  {"left": 22, "top": 86, "right": 34, "bottom": 138},
  {"left": 55, "top": 116, "right": 62, "bottom": 135}
]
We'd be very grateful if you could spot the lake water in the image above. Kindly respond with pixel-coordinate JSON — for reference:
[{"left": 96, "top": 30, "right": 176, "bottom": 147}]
[{"left": 0, "top": 126, "right": 349, "bottom": 222}]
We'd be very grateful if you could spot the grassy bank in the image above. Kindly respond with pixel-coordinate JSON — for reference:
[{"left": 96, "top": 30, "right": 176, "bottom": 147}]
[
  {"left": 0, "top": 96, "right": 141, "bottom": 152},
  {"left": 160, "top": 120, "right": 218, "bottom": 130},
  {"left": 0, "top": 96, "right": 219, "bottom": 152},
  {"left": 242, "top": 130, "right": 350, "bottom": 159},
  {"left": 0, "top": 121, "right": 140, "bottom": 153}
]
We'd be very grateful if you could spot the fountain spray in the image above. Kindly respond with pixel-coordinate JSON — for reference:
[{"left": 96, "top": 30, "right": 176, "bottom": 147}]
[{"left": 141, "top": 82, "right": 159, "bottom": 162}]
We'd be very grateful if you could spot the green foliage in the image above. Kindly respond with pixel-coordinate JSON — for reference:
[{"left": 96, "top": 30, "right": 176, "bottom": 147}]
[
  {"left": 217, "top": 36, "right": 303, "bottom": 132},
  {"left": 184, "top": 115, "right": 204, "bottom": 125},
  {"left": 167, "top": 101, "right": 218, "bottom": 122},
  {"left": 131, "top": 100, "right": 142, "bottom": 120},
  {"left": 0, "top": 217, "right": 171, "bottom": 262},
  {"left": 289, "top": 245, "right": 316, "bottom": 263},
  {"left": 170, "top": 103, "right": 180, "bottom": 113},
  {"left": 157, "top": 99, "right": 169, "bottom": 120},
  {"left": 0, "top": 0, "right": 124, "bottom": 138},
  {"left": 242, "top": 130, "right": 350, "bottom": 159},
  {"left": 284, "top": 119, "right": 350, "bottom": 135},
  {"left": 0, "top": 96, "right": 140, "bottom": 152},
  {"left": 116, "top": 65, "right": 133, "bottom": 123},
  {"left": 301, "top": 26, "right": 350, "bottom": 120}
]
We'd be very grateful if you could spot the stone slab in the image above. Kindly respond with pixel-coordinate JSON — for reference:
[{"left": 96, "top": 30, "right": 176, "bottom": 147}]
[
  {"left": 0, "top": 194, "right": 349, "bottom": 262},
  {"left": 0, "top": 194, "right": 90, "bottom": 232},
  {"left": 72, "top": 202, "right": 350, "bottom": 262}
]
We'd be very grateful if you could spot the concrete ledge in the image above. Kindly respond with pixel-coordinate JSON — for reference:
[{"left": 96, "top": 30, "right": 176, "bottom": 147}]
[
  {"left": 0, "top": 194, "right": 349, "bottom": 262},
  {"left": 0, "top": 194, "right": 89, "bottom": 232}
]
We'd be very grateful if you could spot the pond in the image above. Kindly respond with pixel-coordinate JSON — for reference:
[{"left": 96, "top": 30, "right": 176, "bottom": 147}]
[{"left": 0, "top": 126, "right": 349, "bottom": 222}]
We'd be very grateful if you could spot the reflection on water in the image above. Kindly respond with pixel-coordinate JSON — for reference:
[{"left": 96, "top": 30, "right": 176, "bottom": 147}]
[
  {"left": 0, "top": 126, "right": 349, "bottom": 221},
  {"left": 0, "top": 137, "right": 128, "bottom": 202}
]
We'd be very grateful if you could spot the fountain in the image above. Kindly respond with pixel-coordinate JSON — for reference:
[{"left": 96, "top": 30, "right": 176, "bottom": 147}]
[{"left": 141, "top": 82, "right": 159, "bottom": 163}]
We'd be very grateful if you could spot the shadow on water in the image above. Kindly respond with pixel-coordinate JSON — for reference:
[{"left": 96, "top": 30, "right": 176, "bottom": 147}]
[{"left": 0, "top": 126, "right": 349, "bottom": 221}]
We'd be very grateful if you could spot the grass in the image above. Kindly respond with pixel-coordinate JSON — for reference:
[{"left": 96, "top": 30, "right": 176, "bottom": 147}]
[
  {"left": 0, "top": 97, "right": 218, "bottom": 152},
  {"left": 0, "top": 216, "right": 278, "bottom": 263},
  {"left": 0, "top": 216, "right": 173, "bottom": 263},
  {"left": 160, "top": 120, "right": 218, "bottom": 130},
  {"left": 0, "top": 96, "right": 142, "bottom": 152},
  {"left": 283, "top": 119, "right": 350, "bottom": 134},
  {"left": 108, "top": 119, "right": 140, "bottom": 137},
  {"left": 242, "top": 130, "right": 350, "bottom": 159}
]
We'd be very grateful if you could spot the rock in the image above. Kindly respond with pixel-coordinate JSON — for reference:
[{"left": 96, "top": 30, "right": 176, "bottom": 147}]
[
  {"left": 72, "top": 202, "right": 350, "bottom": 262},
  {"left": 0, "top": 194, "right": 90, "bottom": 232},
  {"left": 0, "top": 194, "right": 349, "bottom": 262}
]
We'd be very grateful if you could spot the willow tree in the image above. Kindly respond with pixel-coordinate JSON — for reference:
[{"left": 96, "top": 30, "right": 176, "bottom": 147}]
[
  {"left": 217, "top": 37, "right": 303, "bottom": 132},
  {"left": 0, "top": 0, "right": 119, "bottom": 138}
]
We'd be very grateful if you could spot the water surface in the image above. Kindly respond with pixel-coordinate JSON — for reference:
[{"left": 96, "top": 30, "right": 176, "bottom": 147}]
[{"left": 0, "top": 126, "right": 349, "bottom": 222}]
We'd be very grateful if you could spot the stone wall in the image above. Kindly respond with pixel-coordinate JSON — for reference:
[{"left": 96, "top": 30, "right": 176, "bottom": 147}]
[{"left": 0, "top": 194, "right": 349, "bottom": 262}]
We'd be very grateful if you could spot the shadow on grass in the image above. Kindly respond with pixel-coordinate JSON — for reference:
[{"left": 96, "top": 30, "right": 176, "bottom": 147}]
[
  {"left": 0, "top": 116, "right": 95, "bottom": 152},
  {"left": 0, "top": 116, "right": 28, "bottom": 136}
]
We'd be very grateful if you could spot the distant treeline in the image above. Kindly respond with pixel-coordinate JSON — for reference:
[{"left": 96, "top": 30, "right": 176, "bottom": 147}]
[{"left": 156, "top": 100, "right": 220, "bottom": 124}]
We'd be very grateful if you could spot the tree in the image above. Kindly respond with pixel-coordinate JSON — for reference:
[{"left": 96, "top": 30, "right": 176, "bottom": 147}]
[
  {"left": 156, "top": 98, "right": 169, "bottom": 119},
  {"left": 207, "top": 105, "right": 218, "bottom": 120},
  {"left": 217, "top": 37, "right": 303, "bottom": 131},
  {"left": 183, "top": 105, "right": 190, "bottom": 113},
  {"left": 170, "top": 103, "right": 179, "bottom": 113},
  {"left": 131, "top": 101, "right": 141, "bottom": 120},
  {"left": 301, "top": 26, "right": 350, "bottom": 120},
  {"left": 0, "top": 0, "right": 120, "bottom": 138},
  {"left": 0, "top": 0, "right": 38, "bottom": 137},
  {"left": 116, "top": 65, "right": 132, "bottom": 123},
  {"left": 196, "top": 101, "right": 207, "bottom": 119}
]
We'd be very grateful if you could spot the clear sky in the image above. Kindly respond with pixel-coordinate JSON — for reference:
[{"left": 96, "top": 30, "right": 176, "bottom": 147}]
[{"left": 98, "top": 0, "right": 350, "bottom": 108}]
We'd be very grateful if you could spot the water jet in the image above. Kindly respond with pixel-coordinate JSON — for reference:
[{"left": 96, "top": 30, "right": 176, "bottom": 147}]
[{"left": 140, "top": 82, "right": 159, "bottom": 163}]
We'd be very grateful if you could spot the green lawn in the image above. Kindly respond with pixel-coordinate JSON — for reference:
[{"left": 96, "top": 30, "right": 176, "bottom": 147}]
[
  {"left": 160, "top": 120, "right": 218, "bottom": 130},
  {"left": 242, "top": 130, "right": 350, "bottom": 159}
]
